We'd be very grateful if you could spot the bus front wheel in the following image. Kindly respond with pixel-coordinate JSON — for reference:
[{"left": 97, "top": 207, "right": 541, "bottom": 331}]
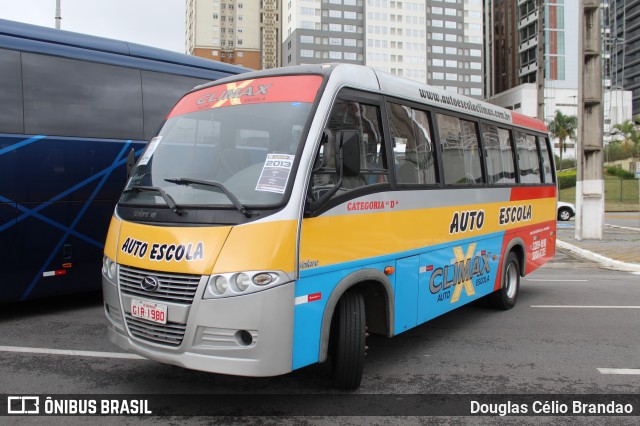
[
  {"left": 489, "top": 251, "right": 520, "bottom": 310},
  {"left": 331, "top": 290, "right": 366, "bottom": 390}
]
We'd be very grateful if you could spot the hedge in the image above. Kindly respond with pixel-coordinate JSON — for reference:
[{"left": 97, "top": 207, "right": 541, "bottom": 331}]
[
  {"left": 557, "top": 170, "right": 577, "bottom": 189},
  {"left": 606, "top": 166, "right": 635, "bottom": 180}
]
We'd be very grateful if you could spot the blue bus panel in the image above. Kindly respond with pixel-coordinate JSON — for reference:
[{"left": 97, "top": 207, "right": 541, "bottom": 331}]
[{"left": 0, "top": 19, "right": 246, "bottom": 303}]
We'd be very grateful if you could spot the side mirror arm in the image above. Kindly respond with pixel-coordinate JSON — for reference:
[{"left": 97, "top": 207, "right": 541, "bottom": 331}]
[
  {"left": 126, "top": 148, "right": 136, "bottom": 179},
  {"left": 307, "top": 145, "right": 344, "bottom": 212}
]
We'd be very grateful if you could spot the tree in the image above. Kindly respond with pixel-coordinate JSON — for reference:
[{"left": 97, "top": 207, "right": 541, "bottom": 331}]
[
  {"left": 547, "top": 110, "right": 577, "bottom": 170},
  {"left": 611, "top": 119, "right": 640, "bottom": 157}
]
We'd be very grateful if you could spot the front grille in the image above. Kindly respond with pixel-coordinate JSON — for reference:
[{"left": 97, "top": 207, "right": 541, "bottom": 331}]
[
  {"left": 125, "top": 313, "right": 187, "bottom": 347},
  {"left": 118, "top": 265, "right": 201, "bottom": 304}
]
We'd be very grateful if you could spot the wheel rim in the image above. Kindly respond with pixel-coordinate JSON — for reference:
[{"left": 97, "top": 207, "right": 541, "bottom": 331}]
[
  {"left": 560, "top": 210, "right": 570, "bottom": 221},
  {"left": 505, "top": 263, "right": 518, "bottom": 299}
]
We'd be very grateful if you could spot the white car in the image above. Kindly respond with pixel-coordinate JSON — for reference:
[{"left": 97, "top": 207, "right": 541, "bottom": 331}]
[{"left": 557, "top": 201, "right": 576, "bottom": 221}]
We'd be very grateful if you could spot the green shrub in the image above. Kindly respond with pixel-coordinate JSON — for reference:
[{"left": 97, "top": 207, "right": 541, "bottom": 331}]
[
  {"left": 606, "top": 166, "right": 635, "bottom": 179},
  {"left": 554, "top": 155, "right": 576, "bottom": 170},
  {"left": 557, "top": 170, "right": 577, "bottom": 189}
]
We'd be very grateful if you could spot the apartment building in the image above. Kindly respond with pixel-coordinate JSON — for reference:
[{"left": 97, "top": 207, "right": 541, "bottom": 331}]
[
  {"left": 485, "top": 0, "right": 579, "bottom": 100},
  {"left": 281, "top": 0, "right": 365, "bottom": 66},
  {"left": 185, "top": 0, "right": 280, "bottom": 69},
  {"left": 604, "top": 0, "right": 640, "bottom": 115},
  {"left": 427, "top": 0, "right": 484, "bottom": 97},
  {"left": 281, "top": 0, "right": 484, "bottom": 98},
  {"left": 484, "top": 0, "right": 519, "bottom": 97}
]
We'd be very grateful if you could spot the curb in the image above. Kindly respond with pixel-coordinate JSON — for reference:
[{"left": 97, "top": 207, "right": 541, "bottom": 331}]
[
  {"left": 556, "top": 239, "right": 640, "bottom": 273},
  {"left": 604, "top": 223, "right": 640, "bottom": 232}
]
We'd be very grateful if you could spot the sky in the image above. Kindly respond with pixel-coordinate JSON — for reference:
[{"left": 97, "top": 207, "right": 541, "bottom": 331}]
[{"left": 1, "top": 0, "right": 186, "bottom": 53}]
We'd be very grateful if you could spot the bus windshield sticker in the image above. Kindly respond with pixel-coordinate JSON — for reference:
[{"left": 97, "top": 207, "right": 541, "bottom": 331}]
[
  {"left": 138, "top": 136, "right": 162, "bottom": 166},
  {"left": 167, "top": 75, "right": 324, "bottom": 118},
  {"left": 255, "top": 154, "right": 295, "bottom": 194}
]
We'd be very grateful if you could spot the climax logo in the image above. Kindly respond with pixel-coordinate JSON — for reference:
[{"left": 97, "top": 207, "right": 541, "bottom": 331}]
[
  {"left": 196, "top": 80, "right": 271, "bottom": 108},
  {"left": 428, "top": 243, "right": 492, "bottom": 304}
]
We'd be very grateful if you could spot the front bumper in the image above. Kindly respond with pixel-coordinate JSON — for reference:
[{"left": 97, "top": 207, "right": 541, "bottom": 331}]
[{"left": 102, "top": 275, "right": 295, "bottom": 377}]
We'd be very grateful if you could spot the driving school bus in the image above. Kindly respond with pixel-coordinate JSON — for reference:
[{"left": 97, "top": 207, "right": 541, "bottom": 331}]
[{"left": 102, "top": 64, "right": 556, "bottom": 389}]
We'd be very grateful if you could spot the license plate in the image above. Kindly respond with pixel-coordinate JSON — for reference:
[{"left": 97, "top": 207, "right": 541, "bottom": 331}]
[{"left": 131, "top": 299, "right": 167, "bottom": 324}]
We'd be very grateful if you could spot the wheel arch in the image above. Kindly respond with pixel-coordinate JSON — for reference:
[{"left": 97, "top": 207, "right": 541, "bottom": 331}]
[
  {"left": 318, "top": 268, "right": 394, "bottom": 363},
  {"left": 502, "top": 237, "right": 526, "bottom": 283}
]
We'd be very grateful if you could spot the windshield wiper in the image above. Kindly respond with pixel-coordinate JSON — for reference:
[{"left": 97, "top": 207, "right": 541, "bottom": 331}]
[
  {"left": 164, "top": 178, "right": 251, "bottom": 217},
  {"left": 122, "top": 185, "right": 184, "bottom": 216}
]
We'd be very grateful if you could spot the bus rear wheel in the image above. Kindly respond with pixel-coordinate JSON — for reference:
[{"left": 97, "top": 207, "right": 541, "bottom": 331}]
[
  {"left": 331, "top": 290, "right": 366, "bottom": 390},
  {"left": 489, "top": 251, "right": 520, "bottom": 310}
]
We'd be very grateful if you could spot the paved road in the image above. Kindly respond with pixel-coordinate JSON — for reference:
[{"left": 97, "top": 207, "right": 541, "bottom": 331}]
[
  {"left": 605, "top": 212, "right": 640, "bottom": 229},
  {"left": 0, "top": 251, "right": 638, "bottom": 423},
  {"left": 559, "top": 212, "right": 640, "bottom": 229}
]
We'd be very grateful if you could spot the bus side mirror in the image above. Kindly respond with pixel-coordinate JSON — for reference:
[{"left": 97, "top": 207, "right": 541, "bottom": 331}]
[
  {"left": 337, "top": 130, "right": 360, "bottom": 177},
  {"left": 307, "top": 130, "right": 361, "bottom": 214}
]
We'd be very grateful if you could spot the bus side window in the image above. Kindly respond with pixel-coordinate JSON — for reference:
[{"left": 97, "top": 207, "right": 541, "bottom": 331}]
[
  {"left": 436, "top": 113, "right": 483, "bottom": 185},
  {"left": 514, "top": 131, "right": 542, "bottom": 184},
  {"left": 309, "top": 99, "right": 388, "bottom": 202},
  {"left": 538, "top": 136, "right": 554, "bottom": 184},
  {"left": 0, "top": 48, "right": 24, "bottom": 134},
  {"left": 481, "top": 123, "right": 516, "bottom": 185},
  {"left": 388, "top": 102, "right": 437, "bottom": 185}
]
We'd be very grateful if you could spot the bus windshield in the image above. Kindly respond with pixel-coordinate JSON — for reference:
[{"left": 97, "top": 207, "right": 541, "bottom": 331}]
[{"left": 121, "top": 100, "right": 313, "bottom": 210}]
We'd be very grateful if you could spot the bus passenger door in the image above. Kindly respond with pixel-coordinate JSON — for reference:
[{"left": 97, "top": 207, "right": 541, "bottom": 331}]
[{"left": 394, "top": 255, "right": 419, "bottom": 334}]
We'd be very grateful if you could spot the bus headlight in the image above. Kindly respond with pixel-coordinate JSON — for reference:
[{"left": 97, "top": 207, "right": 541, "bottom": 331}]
[
  {"left": 211, "top": 275, "right": 229, "bottom": 295},
  {"left": 102, "top": 256, "right": 117, "bottom": 282},
  {"left": 204, "top": 271, "right": 291, "bottom": 299},
  {"left": 233, "top": 273, "right": 251, "bottom": 292}
]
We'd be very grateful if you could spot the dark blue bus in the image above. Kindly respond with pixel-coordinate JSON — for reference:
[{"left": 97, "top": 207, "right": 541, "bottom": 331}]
[{"left": 0, "top": 19, "right": 247, "bottom": 303}]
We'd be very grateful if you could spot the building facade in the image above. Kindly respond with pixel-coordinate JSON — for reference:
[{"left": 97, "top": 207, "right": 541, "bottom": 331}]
[
  {"left": 367, "top": 0, "right": 427, "bottom": 82},
  {"left": 185, "top": 0, "right": 280, "bottom": 70},
  {"left": 485, "top": 0, "right": 520, "bottom": 97},
  {"left": 281, "top": 0, "right": 484, "bottom": 98},
  {"left": 604, "top": 0, "right": 640, "bottom": 116},
  {"left": 486, "top": 2, "right": 634, "bottom": 156},
  {"left": 282, "top": 0, "right": 365, "bottom": 67},
  {"left": 490, "top": 84, "right": 632, "bottom": 158},
  {"left": 427, "top": 0, "right": 484, "bottom": 97},
  {"left": 485, "top": 0, "right": 579, "bottom": 99},
  {"left": 261, "top": 0, "right": 282, "bottom": 69}
]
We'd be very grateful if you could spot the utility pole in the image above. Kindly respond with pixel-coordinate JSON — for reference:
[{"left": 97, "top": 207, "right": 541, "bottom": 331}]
[
  {"left": 576, "top": 0, "right": 604, "bottom": 240},
  {"left": 55, "top": 0, "right": 62, "bottom": 29},
  {"left": 536, "top": 0, "right": 545, "bottom": 121}
]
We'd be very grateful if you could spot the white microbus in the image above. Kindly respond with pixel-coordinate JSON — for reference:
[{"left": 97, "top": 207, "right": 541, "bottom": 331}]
[{"left": 103, "top": 64, "right": 556, "bottom": 389}]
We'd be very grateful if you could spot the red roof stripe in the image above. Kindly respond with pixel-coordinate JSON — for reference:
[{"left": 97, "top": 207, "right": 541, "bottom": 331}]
[{"left": 511, "top": 111, "right": 548, "bottom": 132}]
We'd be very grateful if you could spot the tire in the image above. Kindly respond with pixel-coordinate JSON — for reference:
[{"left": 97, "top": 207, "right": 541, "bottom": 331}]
[
  {"left": 488, "top": 251, "right": 520, "bottom": 310},
  {"left": 558, "top": 207, "right": 572, "bottom": 221},
  {"left": 331, "top": 291, "right": 366, "bottom": 390}
]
